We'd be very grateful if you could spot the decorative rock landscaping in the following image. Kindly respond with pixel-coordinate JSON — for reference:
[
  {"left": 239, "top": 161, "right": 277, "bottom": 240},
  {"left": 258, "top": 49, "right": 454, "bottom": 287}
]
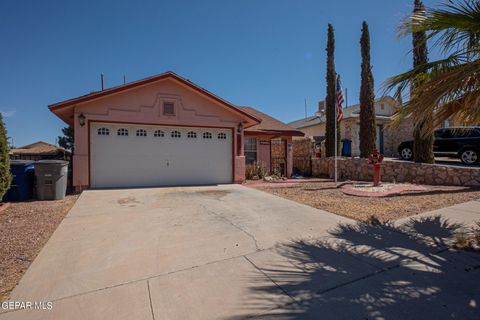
[
  {"left": 312, "top": 157, "right": 480, "bottom": 186},
  {"left": 340, "top": 183, "right": 427, "bottom": 197}
]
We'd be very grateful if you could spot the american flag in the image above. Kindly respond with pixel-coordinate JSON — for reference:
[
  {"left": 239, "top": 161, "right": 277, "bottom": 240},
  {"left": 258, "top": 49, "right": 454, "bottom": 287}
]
[{"left": 336, "top": 76, "right": 344, "bottom": 122}]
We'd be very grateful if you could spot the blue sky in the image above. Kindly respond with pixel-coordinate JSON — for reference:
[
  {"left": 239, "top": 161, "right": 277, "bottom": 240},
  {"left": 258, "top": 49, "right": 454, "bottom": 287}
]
[{"left": 0, "top": 0, "right": 439, "bottom": 147}]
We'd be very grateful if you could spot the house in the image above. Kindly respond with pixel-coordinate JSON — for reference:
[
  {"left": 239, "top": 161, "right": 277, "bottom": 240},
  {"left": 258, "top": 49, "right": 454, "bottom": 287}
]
[
  {"left": 49, "top": 71, "right": 303, "bottom": 191},
  {"left": 288, "top": 96, "right": 413, "bottom": 157},
  {"left": 9, "top": 141, "right": 71, "bottom": 161}
]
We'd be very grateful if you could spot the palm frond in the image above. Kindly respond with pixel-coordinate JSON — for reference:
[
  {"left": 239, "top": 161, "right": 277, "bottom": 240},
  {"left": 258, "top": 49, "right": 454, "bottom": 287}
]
[
  {"left": 402, "top": 0, "right": 480, "bottom": 57},
  {"left": 386, "top": 0, "right": 480, "bottom": 136}
]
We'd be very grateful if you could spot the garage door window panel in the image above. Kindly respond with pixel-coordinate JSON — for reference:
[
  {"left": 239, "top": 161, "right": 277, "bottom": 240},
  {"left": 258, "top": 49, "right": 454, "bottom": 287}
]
[
  {"left": 136, "top": 129, "right": 147, "bottom": 137},
  {"left": 218, "top": 133, "right": 227, "bottom": 140},
  {"left": 203, "top": 132, "right": 212, "bottom": 139},
  {"left": 154, "top": 130, "right": 165, "bottom": 137},
  {"left": 171, "top": 130, "right": 181, "bottom": 138},
  {"left": 117, "top": 128, "right": 129, "bottom": 136},
  {"left": 97, "top": 128, "right": 110, "bottom": 136}
]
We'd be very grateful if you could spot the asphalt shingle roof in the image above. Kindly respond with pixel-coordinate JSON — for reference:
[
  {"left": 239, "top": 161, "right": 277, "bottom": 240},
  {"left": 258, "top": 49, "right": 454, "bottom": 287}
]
[{"left": 238, "top": 106, "right": 304, "bottom": 136}]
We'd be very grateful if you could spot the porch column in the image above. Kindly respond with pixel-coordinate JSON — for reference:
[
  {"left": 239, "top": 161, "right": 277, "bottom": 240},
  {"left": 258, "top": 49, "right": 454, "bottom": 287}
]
[
  {"left": 286, "top": 137, "right": 293, "bottom": 178},
  {"left": 234, "top": 131, "right": 245, "bottom": 183}
]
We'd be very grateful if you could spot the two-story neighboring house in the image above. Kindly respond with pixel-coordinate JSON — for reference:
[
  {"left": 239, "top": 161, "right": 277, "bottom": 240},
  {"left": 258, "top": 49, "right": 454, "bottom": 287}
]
[{"left": 288, "top": 96, "right": 413, "bottom": 157}]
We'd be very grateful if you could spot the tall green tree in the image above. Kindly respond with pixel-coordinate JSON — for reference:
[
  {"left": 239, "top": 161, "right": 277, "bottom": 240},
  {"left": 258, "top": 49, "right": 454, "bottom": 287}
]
[
  {"left": 359, "top": 21, "right": 376, "bottom": 158},
  {"left": 386, "top": 0, "right": 480, "bottom": 133},
  {"left": 0, "top": 113, "right": 11, "bottom": 199},
  {"left": 58, "top": 126, "right": 74, "bottom": 153},
  {"left": 412, "top": 0, "right": 435, "bottom": 163},
  {"left": 325, "top": 24, "right": 337, "bottom": 157}
]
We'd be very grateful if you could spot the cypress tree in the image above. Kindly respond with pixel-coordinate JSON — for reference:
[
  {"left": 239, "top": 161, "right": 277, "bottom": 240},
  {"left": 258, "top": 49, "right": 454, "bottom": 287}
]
[
  {"left": 359, "top": 21, "right": 376, "bottom": 158},
  {"left": 58, "top": 126, "right": 74, "bottom": 153},
  {"left": 0, "top": 113, "right": 11, "bottom": 199},
  {"left": 412, "top": 0, "right": 435, "bottom": 163},
  {"left": 325, "top": 24, "right": 337, "bottom": 157}
]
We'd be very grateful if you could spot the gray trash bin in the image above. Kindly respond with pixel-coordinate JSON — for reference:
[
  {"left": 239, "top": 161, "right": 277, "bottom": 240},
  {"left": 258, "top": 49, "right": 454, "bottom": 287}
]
[{"left": 34, "top": 160, "right": 69, "bottom": 200}]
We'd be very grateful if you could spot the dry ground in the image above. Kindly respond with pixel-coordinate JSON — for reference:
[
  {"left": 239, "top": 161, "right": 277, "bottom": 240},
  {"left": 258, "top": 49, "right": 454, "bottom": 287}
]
[
  {"left": 250, "top": 181, "right": 480, "bottom": 223},
  {"left": 0, "top": 195, "right": 79, "bottom": 302}
]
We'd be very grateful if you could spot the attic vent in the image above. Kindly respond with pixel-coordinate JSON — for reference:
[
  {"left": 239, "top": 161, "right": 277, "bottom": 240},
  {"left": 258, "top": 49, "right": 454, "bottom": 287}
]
[{"left": 163, "top": 102, "right": 175, "bottom": 116}]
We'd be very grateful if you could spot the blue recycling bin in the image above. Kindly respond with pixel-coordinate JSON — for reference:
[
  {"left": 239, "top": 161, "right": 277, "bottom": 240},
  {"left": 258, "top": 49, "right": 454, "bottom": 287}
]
[
  {"left": 4, "top": 160, "right": 35, "bottom": 202},
  {"left": 341, "top": 139, "right": 352, "bottom": 157}
]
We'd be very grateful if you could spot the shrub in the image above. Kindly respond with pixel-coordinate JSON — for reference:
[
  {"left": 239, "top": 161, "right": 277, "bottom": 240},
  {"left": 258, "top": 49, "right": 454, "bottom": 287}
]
[
  {"left": 245, "top": 162, "right": 268, "bottom": 180},
  {"left": 0, "top": 113, "right": 11, "bottom": 200},
  {"left": 453, "top": 222, "right": 480, "bottom": 251}
]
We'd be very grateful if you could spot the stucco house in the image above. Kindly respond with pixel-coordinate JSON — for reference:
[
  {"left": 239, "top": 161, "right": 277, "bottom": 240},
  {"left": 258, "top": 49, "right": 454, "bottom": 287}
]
[
  {"left": 49, "top": 71, "right": 302, "bottom": 191},
  {"left": 288, "top": 96, "right": 412, "bottom": 157}
]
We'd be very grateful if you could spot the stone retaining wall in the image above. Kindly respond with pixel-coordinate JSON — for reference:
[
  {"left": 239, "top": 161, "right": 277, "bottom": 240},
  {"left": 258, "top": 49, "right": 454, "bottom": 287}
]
[{"left": 312, "top": 157, "right": 480, "bottom": 186}]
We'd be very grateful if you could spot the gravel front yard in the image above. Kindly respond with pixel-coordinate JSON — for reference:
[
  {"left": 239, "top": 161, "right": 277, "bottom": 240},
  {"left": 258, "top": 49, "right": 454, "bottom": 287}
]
[
  {"left": 249, "top": 181, "right": 480, "bottom": 223},
  {"left": 0, "top": 195, "right": 79, "bottom": 302}
]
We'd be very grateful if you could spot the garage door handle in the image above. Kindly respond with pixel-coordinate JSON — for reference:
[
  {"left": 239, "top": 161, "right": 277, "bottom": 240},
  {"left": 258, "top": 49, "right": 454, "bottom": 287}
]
[{"left": 166, "top": 161, "right": 169, "bottom": 167}]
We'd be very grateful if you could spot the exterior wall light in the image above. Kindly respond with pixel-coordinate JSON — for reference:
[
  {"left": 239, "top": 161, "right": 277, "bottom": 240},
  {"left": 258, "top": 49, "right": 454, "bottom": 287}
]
[
  {"left": 78, "top": 113, "right": 86, "bottom": 127},
  {"left": 237, "top": 122, "right": 244, "bottom": 134}
]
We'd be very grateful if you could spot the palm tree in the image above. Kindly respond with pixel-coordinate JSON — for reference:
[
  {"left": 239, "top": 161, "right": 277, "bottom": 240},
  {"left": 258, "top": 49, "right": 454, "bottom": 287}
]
[
  {"left": 359, "top": 21, "right": 377, "bottom": 158},
  {"left": 385, "top": 0, "right": 480, "bottom": 134},
  {"left": 411, "top": 0, "right": 435, "bottom": 163}
]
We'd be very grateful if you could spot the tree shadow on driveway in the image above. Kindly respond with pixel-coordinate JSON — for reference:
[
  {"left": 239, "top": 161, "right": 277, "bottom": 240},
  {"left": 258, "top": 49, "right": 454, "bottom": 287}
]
[{"left": 231, "top": 216, "right": 480, "bottom": 320}]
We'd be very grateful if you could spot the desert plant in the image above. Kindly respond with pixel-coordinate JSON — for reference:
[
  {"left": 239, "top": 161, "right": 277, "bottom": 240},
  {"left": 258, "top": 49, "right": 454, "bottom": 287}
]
[
  {"left": 0, "top": 113, "right": 11, "bottom": 199},
  {"left": 366, "top": 215, "right": 382, "bottom": 225},
  {"left": 245, "top": 162, "right": 268, "bottom": 180},
  {"left": 473, "top": 221, "right": 480, "bottom": 245},
  {"left": 453, "top": 229, "right": 470, "bottom": 249},
  {"left": 325, "top": 24, "right": 338, "bottom": 157},
  {"left": 453, "top": 222, "right": 480, "bottom": 251},
  {"left": 359, "top": 21, "right": 377, "bottom": 158}
]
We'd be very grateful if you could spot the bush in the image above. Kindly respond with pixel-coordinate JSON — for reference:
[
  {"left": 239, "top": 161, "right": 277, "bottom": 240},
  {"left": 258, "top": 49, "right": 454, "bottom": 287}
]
[
  {"left": 0, "top": 113, "right": 11, "bottom": 200},
  {"left": 245, "top": 162, "right": 268, "bottom": 180},
  {"left": 453, "top": 222, "right": 480, "bottom": 251}
]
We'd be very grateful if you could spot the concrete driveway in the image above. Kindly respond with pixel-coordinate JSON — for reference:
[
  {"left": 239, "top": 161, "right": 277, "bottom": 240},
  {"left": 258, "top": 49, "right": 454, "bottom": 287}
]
[{"left": 1, "top": 185, "right": 479, "bottom": 319}]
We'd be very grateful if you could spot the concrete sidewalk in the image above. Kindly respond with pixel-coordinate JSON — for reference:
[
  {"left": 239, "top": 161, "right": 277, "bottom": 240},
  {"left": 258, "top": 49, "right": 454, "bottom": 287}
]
[{"left": 1, "top": 188, "right": 479, "bottom": 319}]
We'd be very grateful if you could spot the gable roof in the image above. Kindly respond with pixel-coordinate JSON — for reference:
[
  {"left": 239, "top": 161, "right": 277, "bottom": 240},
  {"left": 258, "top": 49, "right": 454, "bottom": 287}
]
[
  {"left": 238, "top": 106, "right": 304, "bottom": 136},
  {"left": 10, "top": 141, "right": 71, "bottom": 156},
  {"left": 49, "top": 71, "right": 261, "bottom": 127},
  {"left": 288, "top": 114, "right": 324, "bottom": 129}
]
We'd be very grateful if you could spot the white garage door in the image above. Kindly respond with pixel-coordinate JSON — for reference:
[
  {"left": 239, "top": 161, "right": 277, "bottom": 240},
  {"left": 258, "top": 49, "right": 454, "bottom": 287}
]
[{"left": 90, "top": 123, "right": 233, "bottom": 188}]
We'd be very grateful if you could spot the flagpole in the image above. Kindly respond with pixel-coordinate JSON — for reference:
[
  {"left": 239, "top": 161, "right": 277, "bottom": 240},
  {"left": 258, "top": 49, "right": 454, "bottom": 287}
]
[{"left": 334, "top": 75, "right": 338, "bottom": 186}]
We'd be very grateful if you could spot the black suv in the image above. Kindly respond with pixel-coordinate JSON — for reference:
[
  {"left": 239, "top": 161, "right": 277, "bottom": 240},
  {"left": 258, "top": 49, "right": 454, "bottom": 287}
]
[{"left": 398, "top": 127, "right": 480, "bottom": 165}]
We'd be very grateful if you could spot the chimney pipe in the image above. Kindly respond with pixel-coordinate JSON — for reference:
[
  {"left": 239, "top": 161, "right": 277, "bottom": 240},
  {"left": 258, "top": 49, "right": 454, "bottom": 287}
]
[
  {"left": 100, "top": 73, "right": 104, "bottom": 91},
  {"left": 318, "top": 100, "right": 325, "bottom": 113}
]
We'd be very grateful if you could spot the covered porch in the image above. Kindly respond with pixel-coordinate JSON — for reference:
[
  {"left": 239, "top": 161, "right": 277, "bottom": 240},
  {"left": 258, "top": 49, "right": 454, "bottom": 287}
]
[
  {"left": 244, "top": 134, "right": 294, "bottom": 177},
  {"left": 237, "top": 106, "right": 304, "bottom": 178}
]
